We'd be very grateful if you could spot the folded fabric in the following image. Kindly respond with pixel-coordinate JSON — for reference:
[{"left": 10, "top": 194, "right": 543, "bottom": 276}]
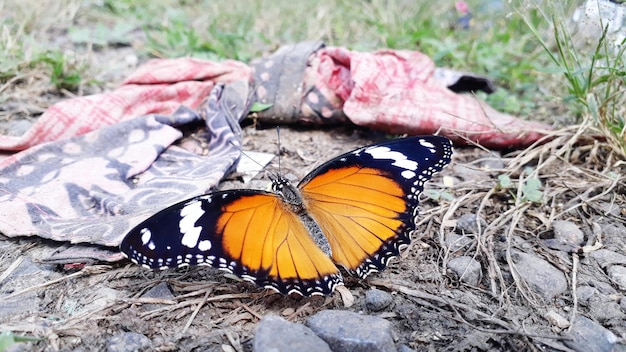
[{"left": 0, "top": 83, "right": 245, "bottom": 248}]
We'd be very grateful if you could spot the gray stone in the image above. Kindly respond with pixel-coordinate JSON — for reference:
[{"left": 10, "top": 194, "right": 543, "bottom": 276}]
[
  {"left": 106, "top": 332, "right": 151, "bottom": 352},
  {"left": 510, "top": 251, "right": 567, "bottom": 301},
  {"left": 564, "top": 316, "right": 618, "bottom": 352},
  {"left": 254, "top": 315, "right": 331, "bottom": 352},
  {"left": 456, "top": 214, "right": 487, "bottom": 235},
  {"left": 544, "top": 310, "right": 570, "bottom": 329},
  {"left": 141, "top": 282, "right": 175, "bottom": 311},
  {"left": 306, "top": 310, "right": 395, "bottom": 352},
  {"left": 444, "top": 233, "right": 474, "bottom": 252},
  {"left": 576, "top": 285, "right": 597, "bottom": 304},
  {"left": 397, "top": 344, "right": 416, "bottom": 352},
  {"left": 365, "top": 289, "right": 393, "bottom": 312},
  {"left": 0, "top": 291, "right": 39, "bottom": 322},
  {"left": 447, "top": 256, "right": 482, "bottom": 286},
  {"left": 607, "top": 265, "right": 626, "bottom": 291},
  {"left": 589, "top": 249, "right": 626, "bottom": 268},
  {"left": 0, "top": 257, "right": 57, "bottom": 321},
  {"left": 587, "top": 295, "right": 624, "bottom": 323},
  {"left": 552, "top": 220, "right": 585, "bottom": 246},
  {"left": 477, "top": 153, "right": 504, "bottom": 170}
]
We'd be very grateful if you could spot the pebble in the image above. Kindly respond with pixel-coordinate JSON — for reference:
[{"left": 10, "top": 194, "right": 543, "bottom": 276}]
[
  {"left": 544, "top": 310, "right": 570, "bottom": 329},
  {"left": 0, "top": 257, "right": 56, "bottom": 321},
  {"left": 444, "top": 233, "right": 474, "bottom": 252},
  {"left": 306, "top": 310, "right": 395, "bottom": 352},
  {"left": 456, "top": 214, "right": 487, "bottom": 235},
  {"left": 106, "top": 332, "right": 151, "bottom": 352},
  {"left": 564, "top": 316, "right": 618, "bottom": 352},
  {"left": 254, "top": 315, "right": 331, "bottom": 352},
  {"left": 552, "top": 220, "right": 584, "bottom": 246},
  {"left": 576, "top": 285, "right": 597, "bottom": 304},
  {"left": 510, "top": 250, "right": 567, "bottom": 301},
  {"left": 141, "top": 282, "right": 175, "bottom": 311},
  {"left": 447, "top": 256, "right": 482, "bottom": 286},
  {"left": 397, "top": 344, "right": 416, "bottom": 352},
  {"left": 607, "top": 265, "right": 626, "bottom": 291},
  {"left": 365, "top": 289, "right": 394, "bottom": 312},
  {"left": 477, "top": 153, "right": 504, "bottom": 170},
  {"left": 587, "top": 295, "right": 623, "bottom": 323},
  {"left": 588, "top": 249, "right": 626, "bottom": 268}
]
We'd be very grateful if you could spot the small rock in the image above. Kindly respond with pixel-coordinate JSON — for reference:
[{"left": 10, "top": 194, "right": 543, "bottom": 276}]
[
  {"left": 447, "top": 256, "right": 482, "bottom": 286},
  {"left": 598, "top": 203, "right": 622, "bottom": 217},
  {"left": 589, "top": 249, "right": 626, "bottom": 268},
  {"left": 545, "top": 310, "right": 570, "bottom": 329},
  {"left": 141, "top": 282, "right": 175, "bottom": 311},
  {"left": 365, "top": 289, "right": 393, "bottom": 312},
  {"left": 397, "top": 344, "right": 416, "bottom": 352},
  {"left": 564, "top": 316, "right": 618, "bottom": 352},
  {"left": 576, "top": 285, "right": 597, "bottom": 305},
  {"left": 0, "top": 292, "right": 39, "bottom": 322},
  {"left": 306, "top": 310, "right": 395, "bottom": 352},
  {"left": 510, "top": 251, "right": 567, "bottom": 301},
  {"left": 0, "top": 119, "right": 33, "bottom": 137},
  {"left": 552, "top": 220, "right": 584, "bottom": 246},
  {"left": 477, "top": 153, "right": 504, "bottom": 170},
  {"left": 444, "top": 233, "right": 474, "bottom": 252},
  {"left": 587, "top": 296, "right": 624, "bottom": 323},
  {"left": 620, "top": 296, "right": 626, "bottom": 311},
  {"left": 106, "top": 332, "right": 151, "bottom": 352},
  {"left": 456, "top": 214, "right": 487, "bottom": 235},
  {"left": 607, "top": 265, "right": 626, "bottom": 291},
  {"left": 254, "top": 315, "right": 331, "bottom": 352}
]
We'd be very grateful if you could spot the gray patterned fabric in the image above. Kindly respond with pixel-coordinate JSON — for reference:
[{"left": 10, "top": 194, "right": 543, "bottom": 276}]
[{"left": 0, "top": 83, "right": 245, "bottom": 251}]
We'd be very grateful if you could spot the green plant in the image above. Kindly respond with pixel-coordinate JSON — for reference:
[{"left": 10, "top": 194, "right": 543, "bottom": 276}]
[
  {"left": 497, "top": 173, "right": 544, "bottom": 204},
  {"left": 522, "top": 3, "right": 626, "bottom": 158},
  {"left": 34, "top": 50, "right": 84, "bottom": 91},
  {"left": 143, "top": 10, "right": 252, "bottom": 61},
  {"left": 0, "top": 331, "right": 42, "bottom": 351}
]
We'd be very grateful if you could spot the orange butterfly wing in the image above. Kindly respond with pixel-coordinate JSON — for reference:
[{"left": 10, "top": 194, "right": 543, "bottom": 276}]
[
  {"left": 299, "top": 136, "right": 453, "bottom": 278},
  {"left": 301, "top": 166, "right": 408, "bottom": 276}
]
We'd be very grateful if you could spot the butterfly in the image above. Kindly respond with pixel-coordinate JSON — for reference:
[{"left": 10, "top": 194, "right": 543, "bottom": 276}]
[{"left": 120, "top": 135, "right": 453, "bottom": 296}]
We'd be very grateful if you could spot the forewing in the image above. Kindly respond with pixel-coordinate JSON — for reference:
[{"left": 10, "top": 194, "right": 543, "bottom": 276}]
[
  {"left": 120, "top": 190, "right": 342, "bottom": 296},
  {"left": 299, "top": 136, "right": 453, "bottom": 278}
]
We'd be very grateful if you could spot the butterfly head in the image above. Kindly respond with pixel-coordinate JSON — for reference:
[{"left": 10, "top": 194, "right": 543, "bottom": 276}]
[{"left": 271, "top": 177, "right": 304, "bottom": 209}]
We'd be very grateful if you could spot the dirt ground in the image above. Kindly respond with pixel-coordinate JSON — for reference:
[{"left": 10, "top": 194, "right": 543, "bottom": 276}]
[{"left": 1, "top": 18, "right": 625, "bottom": 352}]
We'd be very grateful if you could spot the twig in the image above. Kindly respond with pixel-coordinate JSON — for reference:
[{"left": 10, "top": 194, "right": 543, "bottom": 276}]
[
  {"left": 568, "top": 253, "right": 579, "bottom": 332},
  {"left": 182, "top": 289, "right": 210, "bottom": 334},
  {"left": 0, "top": 270, "right": 85, "bottom": 301},
  {"left": 0, "top": 255, "right": 23, "bottom": 285}
]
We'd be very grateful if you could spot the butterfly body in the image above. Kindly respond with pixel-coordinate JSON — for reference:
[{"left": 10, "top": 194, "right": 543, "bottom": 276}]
[{"left": 121, "top": 136, "right": 453, "bottom": 296}]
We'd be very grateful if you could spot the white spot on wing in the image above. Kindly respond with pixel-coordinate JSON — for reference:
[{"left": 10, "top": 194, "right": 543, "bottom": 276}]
[
  {"left": 419, "top": 139, "right": 437, "bottom": 153},
  {"left": 179, "top": 201, "right": 205, "bottom": 249},
  {"left": 401, "top": 170, "right": 416, "bottom": 179},
  {"left": 198, "top": 240, "right": 212, "bottom": 251},
  {"left": 365, "top": 146, "right": 418, "bottom": 170},
  {"left": 140, "top": 228, "right": 151, "bottom": 245}
]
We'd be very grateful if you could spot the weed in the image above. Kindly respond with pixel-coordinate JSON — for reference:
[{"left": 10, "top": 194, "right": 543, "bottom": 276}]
[
  {"left": 34, "top": 51, "right": 85, "bottom": 91},
  {"left": 497, "top": 172, "right": 544, "bottom": 204},
  {"left": 521, "top": 1, "right": 626, "bottom": 158}
]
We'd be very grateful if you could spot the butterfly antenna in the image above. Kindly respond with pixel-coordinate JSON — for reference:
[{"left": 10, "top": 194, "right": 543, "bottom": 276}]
[
  {"left": 276, "top": 127, "right": 282, "bottom": 177},
  {"left": 228, "top": 139, "right": 279, "bottom": 181}
]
